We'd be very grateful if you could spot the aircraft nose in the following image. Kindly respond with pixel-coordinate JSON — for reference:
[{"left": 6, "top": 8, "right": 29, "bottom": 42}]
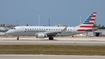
[
  {"left": 6, "top": 30, "right": 14, "bottom": 35},
  {"left": 6, "top": 31, "right": 11, "bottom": 34}
]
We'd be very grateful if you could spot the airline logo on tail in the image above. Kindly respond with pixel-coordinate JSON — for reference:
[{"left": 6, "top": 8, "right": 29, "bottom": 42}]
[{"left": 77, "top": 12, "right": 97, "bottom": 32}]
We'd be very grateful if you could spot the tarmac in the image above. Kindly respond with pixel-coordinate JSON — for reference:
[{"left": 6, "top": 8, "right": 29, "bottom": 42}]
[
  {"left": 0, "top": 37, "right": 105, "bottom": 46},
  {"left": 0, "top": 55, "right": 105, "bottom": 59},
  {"left": 0, "top": 37, "right": 105, "bottom": 59}
]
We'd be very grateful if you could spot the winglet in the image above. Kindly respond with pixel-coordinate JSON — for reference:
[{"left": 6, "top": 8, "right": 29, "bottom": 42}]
[{"left": 61, "top": 26, "right": 68, "bottom": 32}]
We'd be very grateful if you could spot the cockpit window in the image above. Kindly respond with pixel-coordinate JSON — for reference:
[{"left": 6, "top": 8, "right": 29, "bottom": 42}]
[{"left": 11, "top": 27, "right": 16, "bottom": 29}]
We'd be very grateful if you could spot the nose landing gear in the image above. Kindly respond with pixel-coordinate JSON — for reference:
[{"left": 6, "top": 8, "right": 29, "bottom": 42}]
[
  {"left": 49, "top": 36, "right": 54, "bottom": 40},
  {"left": 17, "top": 36, "right": 19, "bottom": 40}
]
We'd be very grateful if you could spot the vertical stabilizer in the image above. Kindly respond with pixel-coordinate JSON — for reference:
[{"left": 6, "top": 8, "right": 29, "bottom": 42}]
[{"left": 77, "top": 12, "right": 97, "bottom": 32}]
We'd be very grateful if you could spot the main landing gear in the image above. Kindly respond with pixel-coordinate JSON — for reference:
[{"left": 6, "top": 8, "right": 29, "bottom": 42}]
[
  {"left": 17, "top": 36, "right": 19, "bottom": 40},
  {"left": 49, "top": 36, "right": 54, "bottom": 40},
  {"left": 16, "top": 36, "right": 54, "bottom": 40}
]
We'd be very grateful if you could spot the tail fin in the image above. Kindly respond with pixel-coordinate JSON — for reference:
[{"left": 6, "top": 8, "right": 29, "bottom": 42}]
[{"left": 77, "top": 12, "right": 97, "bottom": 32}]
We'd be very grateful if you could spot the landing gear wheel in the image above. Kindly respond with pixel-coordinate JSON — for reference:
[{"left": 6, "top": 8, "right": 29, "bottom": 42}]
[
  {"left": 17, "top": 36, "right": 19, "bottom": 40},
  {"left": 49, "top": 36, "right": 54, "bottom": 40}
]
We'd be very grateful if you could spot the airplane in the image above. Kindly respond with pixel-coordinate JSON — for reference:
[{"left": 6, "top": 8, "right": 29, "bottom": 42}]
[{"left": 6, "top": 12, "right": 97, "bottom": 40}]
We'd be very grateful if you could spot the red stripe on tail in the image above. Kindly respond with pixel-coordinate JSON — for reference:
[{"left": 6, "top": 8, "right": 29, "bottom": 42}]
[
  {"left": 88, "top": 22, "right": 94, "bottom": 24},
  {"left": 77, "top": 29, "right": 92, "bottom": 32},
  {"left": 80, "top": 26, "right": 93, "bottom": 28}
]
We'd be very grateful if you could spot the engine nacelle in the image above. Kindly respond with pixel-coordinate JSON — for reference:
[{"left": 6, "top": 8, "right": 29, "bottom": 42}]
[{"left": 36, "top": 33, "right": 47, "bottom": 38}]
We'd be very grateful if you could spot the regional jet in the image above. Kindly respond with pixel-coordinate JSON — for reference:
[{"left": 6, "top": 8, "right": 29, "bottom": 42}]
[{"left": 6, "top": 12, "right": 97, "bottom": 40}]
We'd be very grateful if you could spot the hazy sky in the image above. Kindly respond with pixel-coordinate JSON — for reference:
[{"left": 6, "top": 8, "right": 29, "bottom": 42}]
[{"left": 0, "top": 0, "right": 105, "bottom": 26}]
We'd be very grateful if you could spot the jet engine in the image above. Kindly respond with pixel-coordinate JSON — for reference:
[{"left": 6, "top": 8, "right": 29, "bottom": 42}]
[{"left": 35, "top": 33, "right": 47, "bottom": 38}]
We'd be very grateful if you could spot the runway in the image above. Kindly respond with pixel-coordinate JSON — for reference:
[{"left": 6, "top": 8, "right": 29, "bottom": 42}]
[
  {"left": 0, "top": 37, "right": 105, "bottom": 46},
  {"left": 0, "top": 55, "right": 105, "bottom": 59}
]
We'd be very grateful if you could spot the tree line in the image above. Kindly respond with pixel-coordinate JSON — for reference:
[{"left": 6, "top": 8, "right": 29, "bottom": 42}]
[{"left": 94, "top": 24, "right": 105, "bottom": 29}]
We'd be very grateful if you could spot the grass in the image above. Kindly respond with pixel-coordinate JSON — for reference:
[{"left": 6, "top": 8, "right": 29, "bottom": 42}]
[{"left": 0, "top": 45, "right": 105, "bottom": 55}]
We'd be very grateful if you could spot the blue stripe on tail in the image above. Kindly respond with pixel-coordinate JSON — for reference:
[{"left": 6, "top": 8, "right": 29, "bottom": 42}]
[{"left": 83, "top": 13, "right": 93, "bottom": 24}]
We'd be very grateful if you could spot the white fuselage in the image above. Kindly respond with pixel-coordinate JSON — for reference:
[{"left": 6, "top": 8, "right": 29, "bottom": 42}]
[
  {"left": 6, "top": 26, "right": 81, "bottom": 36},
  {"left": 6, "top": 12, "right": 97, "bottom": 39}
]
